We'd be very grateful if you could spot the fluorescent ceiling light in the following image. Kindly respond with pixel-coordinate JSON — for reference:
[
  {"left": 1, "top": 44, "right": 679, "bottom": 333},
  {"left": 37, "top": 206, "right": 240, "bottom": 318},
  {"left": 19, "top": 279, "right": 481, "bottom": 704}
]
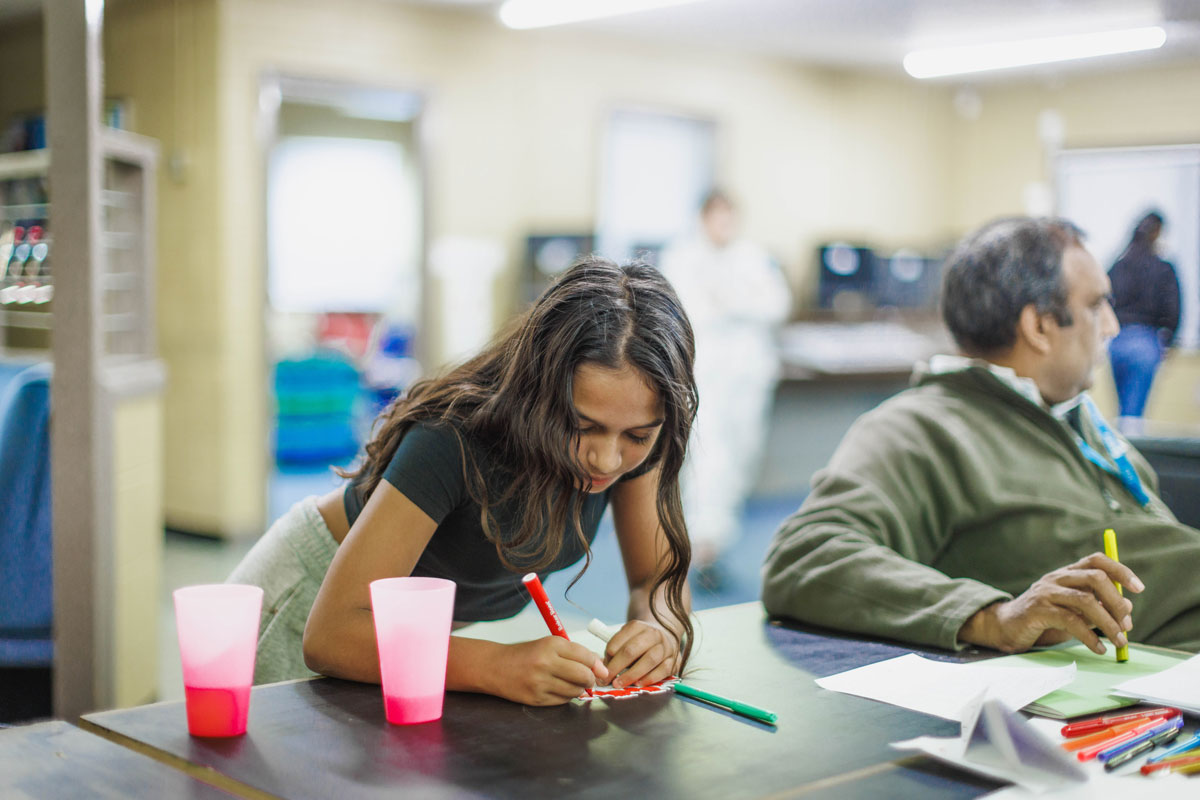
[
  {"left": 499, "top": 0, "right": 702, "bottom": 30},
  {"left": 904, "top": 26, "right": 1166, "bottom": 79}
]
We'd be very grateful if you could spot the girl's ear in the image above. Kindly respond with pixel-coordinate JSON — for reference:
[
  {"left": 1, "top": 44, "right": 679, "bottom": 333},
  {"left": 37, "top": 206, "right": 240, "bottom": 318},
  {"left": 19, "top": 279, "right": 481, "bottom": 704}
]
[{"left": 1016, "top": 304, "right": 1053, "bottom": 356}]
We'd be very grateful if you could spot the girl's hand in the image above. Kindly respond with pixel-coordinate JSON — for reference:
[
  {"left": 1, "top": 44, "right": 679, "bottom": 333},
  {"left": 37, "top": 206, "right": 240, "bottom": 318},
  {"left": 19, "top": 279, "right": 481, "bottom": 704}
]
[
  {"left": 602, "top": 620, "right": 679, "bottom": 689},
  {"left": 490, "top": 637, "right": 607, "bottom": 706}
]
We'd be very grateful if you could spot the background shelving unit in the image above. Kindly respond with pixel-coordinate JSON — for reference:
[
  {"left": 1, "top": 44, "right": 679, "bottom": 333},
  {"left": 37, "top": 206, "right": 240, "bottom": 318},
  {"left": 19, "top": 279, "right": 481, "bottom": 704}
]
[
  {"left": 1, "top": 128, "right": 158, "bottom": 362},
  {"left": 1, "top": 118, "right": 166, "bottom": 713}
]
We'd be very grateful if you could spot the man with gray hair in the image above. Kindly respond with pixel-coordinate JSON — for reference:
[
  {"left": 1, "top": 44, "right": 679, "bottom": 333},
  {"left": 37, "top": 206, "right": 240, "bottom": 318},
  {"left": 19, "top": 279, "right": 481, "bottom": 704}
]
[{"left": 762, "top": 217, "right": 1200, "bottom": 654}]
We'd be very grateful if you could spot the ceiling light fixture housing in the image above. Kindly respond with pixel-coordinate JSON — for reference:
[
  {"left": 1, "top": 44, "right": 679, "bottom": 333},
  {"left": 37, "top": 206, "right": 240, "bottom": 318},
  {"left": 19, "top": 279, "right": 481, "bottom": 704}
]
[{"left": 904, "top": 25, "right": 1167, "bottom": 79}]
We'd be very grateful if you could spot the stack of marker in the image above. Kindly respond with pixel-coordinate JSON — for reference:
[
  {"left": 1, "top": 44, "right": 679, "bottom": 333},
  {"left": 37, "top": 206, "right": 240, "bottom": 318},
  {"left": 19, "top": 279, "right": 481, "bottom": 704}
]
[
  {"left": 1139, "top": 732, "right": 1200, "bottom": 777},
  {"left": 1059, "top": 707, "right": 1190, "bottom": 772}
]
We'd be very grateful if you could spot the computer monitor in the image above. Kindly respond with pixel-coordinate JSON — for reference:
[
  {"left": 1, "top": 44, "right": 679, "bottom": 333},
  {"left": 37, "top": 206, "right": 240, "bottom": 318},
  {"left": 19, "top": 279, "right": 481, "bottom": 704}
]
[
  {"left": 874, "top": 251, "right": 943, "bottom": 309},
  {"left": 817, "top": 244, "right": 876, "bottom": 310}
]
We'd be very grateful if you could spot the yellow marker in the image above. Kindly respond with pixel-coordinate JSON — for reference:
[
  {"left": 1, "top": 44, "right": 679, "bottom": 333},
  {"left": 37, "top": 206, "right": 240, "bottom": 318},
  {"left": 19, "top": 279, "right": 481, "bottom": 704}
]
[{"left": 1103, "top": 528, "right": 1129, "bottom": 663}]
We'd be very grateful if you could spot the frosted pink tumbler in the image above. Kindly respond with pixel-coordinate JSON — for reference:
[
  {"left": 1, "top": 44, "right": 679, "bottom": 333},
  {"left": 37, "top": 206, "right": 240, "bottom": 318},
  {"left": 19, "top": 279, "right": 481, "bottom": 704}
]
[
  {"left": 370, "top": 577, "right": 456, "bottom": 725},
  {"left": 173, "top": 584, "right": 263, "bottom": 737}
]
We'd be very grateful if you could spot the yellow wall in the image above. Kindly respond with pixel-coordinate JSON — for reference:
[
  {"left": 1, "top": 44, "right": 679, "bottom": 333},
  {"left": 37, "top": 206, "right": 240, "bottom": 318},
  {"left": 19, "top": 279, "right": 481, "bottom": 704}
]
[
  {"left": 1145, "top": 353, "right": 1200, "bottom": 429},
  {"left": 111, "top": 390, "right": 164, "bottom": 707},
  {"left": 133, "top": 0, "right": 961, "bottom": 536},
  {"left": 103, "top": 0, "right": 267, "bottom": 536},
  {"left": 220, "top": 0, "right": 958, "bottom": 324},
  {"left": 947, "top": 61, "right": 1200, "bottom": 232}
]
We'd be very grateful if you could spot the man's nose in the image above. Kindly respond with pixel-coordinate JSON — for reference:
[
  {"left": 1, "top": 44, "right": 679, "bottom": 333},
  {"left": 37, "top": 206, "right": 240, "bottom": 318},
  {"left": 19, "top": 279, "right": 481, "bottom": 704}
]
[{"left": 1102, "top": 301, "right": 1120, "bottom": 339}]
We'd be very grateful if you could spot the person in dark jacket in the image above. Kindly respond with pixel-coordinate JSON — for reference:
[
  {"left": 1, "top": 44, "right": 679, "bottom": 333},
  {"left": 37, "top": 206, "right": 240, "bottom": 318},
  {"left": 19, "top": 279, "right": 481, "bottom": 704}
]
[{"left": 1107, "top": 211, "right": 1181, "bottom": 432}]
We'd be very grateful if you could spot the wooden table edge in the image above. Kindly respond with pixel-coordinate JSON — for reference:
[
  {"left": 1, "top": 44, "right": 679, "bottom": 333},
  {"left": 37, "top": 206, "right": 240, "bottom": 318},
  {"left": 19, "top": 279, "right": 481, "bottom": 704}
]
[{"left": 75, "top": 716, "right": 282, "bottom": 800}]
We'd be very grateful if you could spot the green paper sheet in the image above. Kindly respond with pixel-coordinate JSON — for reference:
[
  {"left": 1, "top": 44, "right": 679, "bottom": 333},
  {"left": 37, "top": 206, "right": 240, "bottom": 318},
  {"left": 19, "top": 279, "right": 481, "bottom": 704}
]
[{"left": 996, "top": 643, "right": 1187, "bottom": 719}]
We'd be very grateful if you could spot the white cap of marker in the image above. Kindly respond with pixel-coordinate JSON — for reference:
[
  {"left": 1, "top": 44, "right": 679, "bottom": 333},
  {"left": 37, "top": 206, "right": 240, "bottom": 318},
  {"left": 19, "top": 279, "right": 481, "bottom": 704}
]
[{"left": 587, "top": 618, "right": 619, "bottom": 643}]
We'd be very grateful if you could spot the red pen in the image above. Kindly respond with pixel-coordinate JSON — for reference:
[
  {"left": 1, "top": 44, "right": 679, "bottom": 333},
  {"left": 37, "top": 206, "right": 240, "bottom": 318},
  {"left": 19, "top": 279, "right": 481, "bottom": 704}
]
[
  {"left": 521, "top": 573, "right": 591, "bottom": 696},
  {"left": 1060, "top": 707, "right": 1180, "bottom": 737}
]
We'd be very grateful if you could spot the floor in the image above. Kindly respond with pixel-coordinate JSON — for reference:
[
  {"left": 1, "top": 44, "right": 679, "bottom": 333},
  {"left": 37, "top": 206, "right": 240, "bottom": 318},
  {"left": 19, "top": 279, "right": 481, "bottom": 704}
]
[{"left": 156, "top": 467, "right": 805, "bottom": 703}]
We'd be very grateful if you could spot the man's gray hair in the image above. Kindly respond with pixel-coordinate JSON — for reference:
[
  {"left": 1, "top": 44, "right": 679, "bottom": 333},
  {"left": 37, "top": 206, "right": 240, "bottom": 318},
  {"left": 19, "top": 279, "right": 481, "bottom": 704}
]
[{"left": 941, "top": 217, "right": 1084, "bottom": 356}]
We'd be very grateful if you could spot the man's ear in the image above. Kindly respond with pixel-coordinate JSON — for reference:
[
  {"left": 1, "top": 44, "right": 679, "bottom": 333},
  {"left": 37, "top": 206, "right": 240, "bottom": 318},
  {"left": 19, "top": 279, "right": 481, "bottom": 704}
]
[{"left": 1016, "top": 304, "right": 1053, "bottom": 355}]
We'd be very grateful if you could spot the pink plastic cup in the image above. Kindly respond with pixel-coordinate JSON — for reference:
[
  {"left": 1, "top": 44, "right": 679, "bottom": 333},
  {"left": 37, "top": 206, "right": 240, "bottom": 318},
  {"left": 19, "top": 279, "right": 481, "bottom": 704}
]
[
  {"left": 370, "top": 577, "right": 456, "bottom": 725},
  {"left": 173, "top": 584, "right": 263, "bottom": 737}
]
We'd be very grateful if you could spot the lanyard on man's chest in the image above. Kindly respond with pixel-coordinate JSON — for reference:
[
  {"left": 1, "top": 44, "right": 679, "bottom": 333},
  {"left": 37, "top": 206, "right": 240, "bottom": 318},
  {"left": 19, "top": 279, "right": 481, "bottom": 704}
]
[{"left": 1069, "top": 395, "right": 1151, "bottom": 507}]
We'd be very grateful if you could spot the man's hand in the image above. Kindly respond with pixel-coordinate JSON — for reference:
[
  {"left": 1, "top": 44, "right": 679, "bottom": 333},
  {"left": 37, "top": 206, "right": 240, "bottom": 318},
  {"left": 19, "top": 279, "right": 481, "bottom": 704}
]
[{"left": 958, "top": 553, "right": 1144, "bottom": 654}]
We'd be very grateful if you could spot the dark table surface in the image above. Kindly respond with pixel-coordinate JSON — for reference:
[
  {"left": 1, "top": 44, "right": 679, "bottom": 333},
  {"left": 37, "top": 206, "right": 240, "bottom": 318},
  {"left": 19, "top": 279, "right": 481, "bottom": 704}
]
[
  {"left": 81, "top": 602, "right": 1003, "bottom": 799},
  {"left": 0, "top": 719, "right": 235, "bottom": 798}
]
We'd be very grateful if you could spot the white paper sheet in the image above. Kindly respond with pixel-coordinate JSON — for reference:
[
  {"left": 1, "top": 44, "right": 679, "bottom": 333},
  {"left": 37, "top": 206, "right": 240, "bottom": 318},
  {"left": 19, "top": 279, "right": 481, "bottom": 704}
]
[
  {"left": 1111, "top": 652, "right": 1200, "bottom": 714},
  {"left": 815, "top": 654, "right": 1077, "bottom": 722}
]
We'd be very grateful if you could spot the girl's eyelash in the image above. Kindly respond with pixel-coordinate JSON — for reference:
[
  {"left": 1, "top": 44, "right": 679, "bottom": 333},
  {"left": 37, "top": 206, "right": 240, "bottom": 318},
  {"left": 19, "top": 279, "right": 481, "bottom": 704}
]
[{"left": 578, "top": 427, "right": 650, "bottom": 444}]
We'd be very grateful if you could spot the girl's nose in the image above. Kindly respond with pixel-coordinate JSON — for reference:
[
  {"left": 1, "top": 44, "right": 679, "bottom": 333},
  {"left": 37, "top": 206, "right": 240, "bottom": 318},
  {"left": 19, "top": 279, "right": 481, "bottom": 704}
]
[{"left": 589, "top": 438, "right": 621, "bottom": 474}]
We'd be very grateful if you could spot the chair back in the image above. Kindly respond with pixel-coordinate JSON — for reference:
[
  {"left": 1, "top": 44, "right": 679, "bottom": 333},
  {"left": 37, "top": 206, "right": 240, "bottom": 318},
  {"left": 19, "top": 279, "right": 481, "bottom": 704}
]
[
  {"left": 0, "top": 361, "right": 54, "bottom": 666},
  {"left": 1129, "top": 435, "right": 1200, "bottom": 529}
]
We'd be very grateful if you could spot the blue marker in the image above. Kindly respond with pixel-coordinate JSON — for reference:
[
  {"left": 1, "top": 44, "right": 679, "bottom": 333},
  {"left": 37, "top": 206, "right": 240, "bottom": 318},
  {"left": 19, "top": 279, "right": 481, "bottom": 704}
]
[
  {"left": 1098, "top": 716, "right": 1183, "bottom": 763},
  {"left": 1146, "top": 731, "right": 1200, "bottom": 765}
]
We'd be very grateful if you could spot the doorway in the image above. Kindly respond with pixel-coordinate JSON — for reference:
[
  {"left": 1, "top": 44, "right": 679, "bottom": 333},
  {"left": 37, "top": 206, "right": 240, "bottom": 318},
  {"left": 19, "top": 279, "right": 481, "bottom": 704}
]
[{"left": 260, "top": 75, "right": 427, "bottom": 516}]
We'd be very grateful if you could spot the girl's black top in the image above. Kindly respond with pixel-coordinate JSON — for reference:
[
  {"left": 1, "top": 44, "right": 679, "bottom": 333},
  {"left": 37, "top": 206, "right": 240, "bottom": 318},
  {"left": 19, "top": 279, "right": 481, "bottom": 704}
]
[{"left": 344, "top": 421, "right": 610, "bottom": 621}]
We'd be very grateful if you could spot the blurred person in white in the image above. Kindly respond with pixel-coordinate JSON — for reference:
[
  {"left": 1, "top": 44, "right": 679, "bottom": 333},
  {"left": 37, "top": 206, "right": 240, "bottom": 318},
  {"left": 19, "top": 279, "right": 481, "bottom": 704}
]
[{"left": 660, "top": 189, "right": 791, "bottom": 590}]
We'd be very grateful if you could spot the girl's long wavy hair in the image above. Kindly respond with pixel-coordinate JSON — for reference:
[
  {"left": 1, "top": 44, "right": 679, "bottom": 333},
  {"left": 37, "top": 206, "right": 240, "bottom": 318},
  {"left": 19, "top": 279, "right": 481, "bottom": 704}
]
[{"left": 341, "top": 256, "right": 698, "bottom": 666}]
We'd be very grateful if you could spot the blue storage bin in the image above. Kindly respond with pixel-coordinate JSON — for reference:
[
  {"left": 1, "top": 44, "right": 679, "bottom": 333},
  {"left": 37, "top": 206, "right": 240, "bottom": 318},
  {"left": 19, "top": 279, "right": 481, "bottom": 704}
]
[{"left": 273, "top": 352, "right": 362, "bottom": 466}]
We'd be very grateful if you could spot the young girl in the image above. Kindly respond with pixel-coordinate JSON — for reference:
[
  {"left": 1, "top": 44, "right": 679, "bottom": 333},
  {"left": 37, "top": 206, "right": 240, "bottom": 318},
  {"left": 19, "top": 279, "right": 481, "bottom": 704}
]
[{"left": 230, "top": 257, "right": 696, "bottom": 705}]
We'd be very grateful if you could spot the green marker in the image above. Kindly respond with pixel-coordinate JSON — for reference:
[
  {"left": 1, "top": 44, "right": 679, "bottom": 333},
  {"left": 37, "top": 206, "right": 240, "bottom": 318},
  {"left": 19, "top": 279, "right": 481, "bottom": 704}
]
[{"left": 673, "top": 682, "right": 777, "bottom": 726}]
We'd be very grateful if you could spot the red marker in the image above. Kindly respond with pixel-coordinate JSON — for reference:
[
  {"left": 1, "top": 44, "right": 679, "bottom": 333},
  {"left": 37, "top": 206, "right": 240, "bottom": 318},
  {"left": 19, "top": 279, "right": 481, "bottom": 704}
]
[
  {"left": 521, "top": 572, "right": 590, "bottom": 696},
  {"left": 522, "top": 573, "right": 567, "bottom": 638},
  {"left": 1060, "top": 706, "right": 1179, "bottom": 738}
]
